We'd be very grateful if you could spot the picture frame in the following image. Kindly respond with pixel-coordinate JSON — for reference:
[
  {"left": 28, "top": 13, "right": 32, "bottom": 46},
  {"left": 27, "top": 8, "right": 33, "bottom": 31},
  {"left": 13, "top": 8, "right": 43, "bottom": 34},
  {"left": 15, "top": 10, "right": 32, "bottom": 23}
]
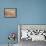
[
  {"left": 18, "top": 24, "right": 46, "bottom": 41},
  {"left": 4, "top": 8, "right": 17, "bottom": 18}
]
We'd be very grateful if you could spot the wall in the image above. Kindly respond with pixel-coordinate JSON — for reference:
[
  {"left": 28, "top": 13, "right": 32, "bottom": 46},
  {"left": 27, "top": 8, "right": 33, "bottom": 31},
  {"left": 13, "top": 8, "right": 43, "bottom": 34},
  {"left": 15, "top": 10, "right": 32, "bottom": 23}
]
[
  {"left": 20, "top": 0, "right": 46, "bottom": 24},
  {"left": 0, "top": 0, "right": 46, "bottom": 44}
]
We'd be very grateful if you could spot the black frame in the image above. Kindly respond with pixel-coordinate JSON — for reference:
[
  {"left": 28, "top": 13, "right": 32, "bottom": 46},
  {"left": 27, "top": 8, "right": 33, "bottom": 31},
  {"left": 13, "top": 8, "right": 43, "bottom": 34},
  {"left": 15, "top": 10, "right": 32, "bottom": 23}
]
[{"left": 4, "top": 8, "right": 17, "bottom": 18}]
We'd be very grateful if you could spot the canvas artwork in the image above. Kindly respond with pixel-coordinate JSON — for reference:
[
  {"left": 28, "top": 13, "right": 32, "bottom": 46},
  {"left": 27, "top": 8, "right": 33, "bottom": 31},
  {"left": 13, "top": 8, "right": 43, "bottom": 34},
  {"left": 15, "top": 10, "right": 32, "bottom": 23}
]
[
  {"left": 4, "top": 8, "right": 17, "bottom": 18},
  {"left": 18, "top": 25, "right": 46, "bottom": 41}
]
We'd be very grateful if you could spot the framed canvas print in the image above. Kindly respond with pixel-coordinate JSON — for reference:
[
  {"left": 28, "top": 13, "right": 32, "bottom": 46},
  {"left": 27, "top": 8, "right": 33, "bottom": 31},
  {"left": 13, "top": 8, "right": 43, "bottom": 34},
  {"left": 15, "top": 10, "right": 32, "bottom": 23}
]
[
  {"left": 4, "top": 8, "right": 17, "bottom": 18},
  {"left": 18, "top": 24, "right": 46, "bottom": 41}
]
